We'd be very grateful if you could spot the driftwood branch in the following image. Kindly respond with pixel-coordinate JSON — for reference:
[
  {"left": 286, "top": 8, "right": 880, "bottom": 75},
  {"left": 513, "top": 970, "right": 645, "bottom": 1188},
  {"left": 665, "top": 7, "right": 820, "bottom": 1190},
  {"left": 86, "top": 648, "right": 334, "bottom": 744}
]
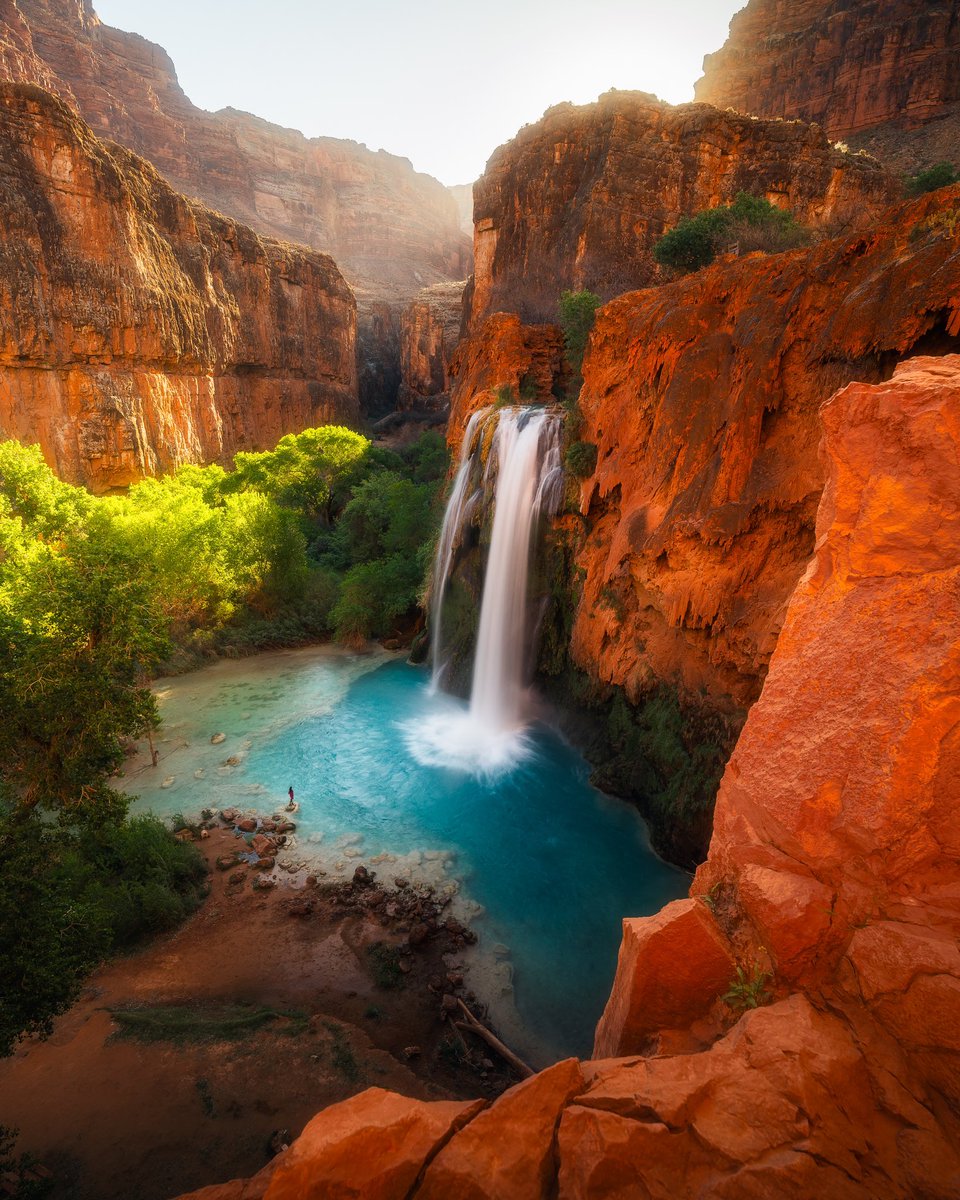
[{"left": 453, "top": 998, "right": 534, "bottom": 1078}]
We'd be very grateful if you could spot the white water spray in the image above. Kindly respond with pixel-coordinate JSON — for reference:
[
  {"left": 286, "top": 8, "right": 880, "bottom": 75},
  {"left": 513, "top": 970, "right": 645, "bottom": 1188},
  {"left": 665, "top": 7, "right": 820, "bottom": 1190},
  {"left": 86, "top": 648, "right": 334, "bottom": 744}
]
[{"left": 408, "top": 407, "right": 564, "bottom": 774}]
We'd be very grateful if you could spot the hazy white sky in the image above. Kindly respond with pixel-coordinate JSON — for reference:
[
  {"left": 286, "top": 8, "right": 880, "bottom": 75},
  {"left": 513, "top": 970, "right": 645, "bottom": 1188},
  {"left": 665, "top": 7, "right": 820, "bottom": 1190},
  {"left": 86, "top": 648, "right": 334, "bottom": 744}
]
[{"left": 94, "top": 0, "right": 745, "bottom": 186}]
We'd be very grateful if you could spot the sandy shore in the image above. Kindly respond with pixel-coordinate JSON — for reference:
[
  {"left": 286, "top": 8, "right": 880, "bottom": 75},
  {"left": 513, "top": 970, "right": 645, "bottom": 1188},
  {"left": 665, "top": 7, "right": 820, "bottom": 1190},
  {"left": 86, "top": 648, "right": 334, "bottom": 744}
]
[{"left": 0, "top": 829, "right": 516, "bottom": 1200}]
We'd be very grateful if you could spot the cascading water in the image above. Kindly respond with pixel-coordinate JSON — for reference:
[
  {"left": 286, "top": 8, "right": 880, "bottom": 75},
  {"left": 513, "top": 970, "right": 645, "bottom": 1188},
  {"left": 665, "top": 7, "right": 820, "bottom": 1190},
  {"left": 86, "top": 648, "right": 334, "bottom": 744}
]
[
  {"left": 429, "top": 407, "right": 487, "bottom": 691},
  {"left": 408, "top": 406, "right": 564, "bottom": 774},
  {"left": 469, "top": 410, "right": 564, "bottom": 732}
]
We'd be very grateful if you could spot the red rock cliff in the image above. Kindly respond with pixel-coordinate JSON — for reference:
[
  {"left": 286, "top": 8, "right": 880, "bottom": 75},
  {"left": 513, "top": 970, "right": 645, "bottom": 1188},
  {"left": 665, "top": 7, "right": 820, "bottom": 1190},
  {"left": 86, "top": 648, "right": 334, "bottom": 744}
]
[
  {"left": 0, "top": 83, "right": 357, "bottom": 492},
  {"left": 397, "top": 282, "right": 467, "bottom": 412},
  {"left": 567, "top": 185, "right": 960, "bottom": 713},
  {"left": 696, "top": 0, "right": 960, "bottom": 173},
  {"left": 469, "top": 90, "right": 899, "bottom": 325},
  {"left": 171, "top": 360, "right": 960, "bottom": 1198},
  {"left": 0, "top": 0, "right": 471, "bottom": 411}
]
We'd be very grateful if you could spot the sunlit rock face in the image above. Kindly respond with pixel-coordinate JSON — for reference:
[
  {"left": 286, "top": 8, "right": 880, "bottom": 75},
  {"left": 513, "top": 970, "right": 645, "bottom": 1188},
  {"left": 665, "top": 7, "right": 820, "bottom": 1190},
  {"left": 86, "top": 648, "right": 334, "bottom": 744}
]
[
  {"left": 696, "top": 0, "right": 960, "bottom": 173},
  {"left": 468, "top": 90, "right": 899, "bottom": 327},
  {"left": 172, "top": 355, "right": 960, "bottom": 1200},
  {"left": 0, "top": 0, "right": 472, "bottom": 412},
  {"left": 398, "top": 282, "right": 467, "bottom": 412},
  {"left": 0, "top": 82, "right": 357, "bottom": 492},
  {"left": 568, "top": 186, "right": 960, "bottom": 714}
]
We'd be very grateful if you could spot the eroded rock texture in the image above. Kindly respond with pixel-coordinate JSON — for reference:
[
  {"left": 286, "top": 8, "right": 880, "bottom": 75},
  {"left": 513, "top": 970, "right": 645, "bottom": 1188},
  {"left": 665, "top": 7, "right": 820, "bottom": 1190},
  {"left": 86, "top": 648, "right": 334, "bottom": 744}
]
[
  {"left": 469, "top": 90, "right": 899, "bottom": 325},
  {"left": 0, "top": 0, "right": 471, "bottom": 411},
  {"left": 569, "top": 185, "right": 960, "bottom": 713},
  {"left": 398, "top": 282, "right": 467, "bottom": 412},
  {"left": 0, "top": 83, "right": 357, "bottom": 491},
  {"left": 696, "top": 0, "right": 960, "bottom": 173},
  {"left": 174, "top": 355, "right": 960, "bottom": 1200}
]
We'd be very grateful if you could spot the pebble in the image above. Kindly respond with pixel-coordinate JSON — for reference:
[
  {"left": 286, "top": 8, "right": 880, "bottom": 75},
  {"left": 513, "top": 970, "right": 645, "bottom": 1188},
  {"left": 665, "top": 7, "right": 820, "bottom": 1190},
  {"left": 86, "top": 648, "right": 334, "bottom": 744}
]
[{"left": 161, "top": 776, "right": 175, "bottom": 789}]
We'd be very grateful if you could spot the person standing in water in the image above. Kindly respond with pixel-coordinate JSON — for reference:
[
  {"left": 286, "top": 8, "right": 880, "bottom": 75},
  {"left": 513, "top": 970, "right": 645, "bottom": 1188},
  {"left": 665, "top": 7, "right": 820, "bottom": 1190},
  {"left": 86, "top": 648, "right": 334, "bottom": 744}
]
[{"left": 286, "top": 785, "right": 296, "bottom": 812}]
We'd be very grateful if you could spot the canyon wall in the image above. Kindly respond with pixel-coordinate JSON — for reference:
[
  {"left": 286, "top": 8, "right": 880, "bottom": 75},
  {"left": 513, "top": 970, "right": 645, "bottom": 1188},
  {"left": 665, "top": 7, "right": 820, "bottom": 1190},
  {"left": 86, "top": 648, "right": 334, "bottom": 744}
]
[
  {"left": 0, "top": 0, "right": 471, "bottom": 412},
  {"left": 569, "top": 186, "right": 960, "bottom": 712},
  {"left": 696, "top": 0, "right": 960, "bottom": 173},
  {"left": 397, "top": 282, "right": 466, "bottom": 412},
  {"left": 469, "top": 91, "right": 899, "bottom": 325},
  {"left": 0, "top": 82, "right": 357, "bottom": 492},
  {"left": 173, "top": 357, "right": 960, "bottom": 1199}
]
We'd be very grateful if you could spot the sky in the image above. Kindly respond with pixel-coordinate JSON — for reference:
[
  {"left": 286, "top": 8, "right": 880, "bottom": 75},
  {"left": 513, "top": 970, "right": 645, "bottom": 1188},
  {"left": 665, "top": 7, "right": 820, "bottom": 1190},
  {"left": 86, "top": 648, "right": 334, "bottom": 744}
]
[{"left": 94, "top": 0, "right": 745, "bottom": 186}]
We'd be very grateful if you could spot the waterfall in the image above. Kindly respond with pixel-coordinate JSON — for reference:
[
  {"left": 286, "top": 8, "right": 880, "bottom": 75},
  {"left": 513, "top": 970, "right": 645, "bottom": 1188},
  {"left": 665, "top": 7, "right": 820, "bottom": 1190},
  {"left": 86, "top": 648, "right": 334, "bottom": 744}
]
[
  {"left": 408, "top": 406, "right": 564, "bottom": 774},
  {"left": 469, "top": 409, "right": 563, "bottom": 732},
  {"left": 429, "top": 407, "right": 487, "bottom": 690}
]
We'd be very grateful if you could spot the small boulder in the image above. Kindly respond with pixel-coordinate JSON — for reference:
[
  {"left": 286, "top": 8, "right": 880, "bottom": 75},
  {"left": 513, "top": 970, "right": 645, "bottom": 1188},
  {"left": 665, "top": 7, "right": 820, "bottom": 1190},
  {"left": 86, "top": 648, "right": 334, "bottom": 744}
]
[
  {"left": 408, "top": 921, "right": 431, "bottom": 948},
  {"left": 237, "top": 818, "right": 257, "bottom": 833},
  {"left": 210, "top": 732, "right": 226, "bottom": 744}
]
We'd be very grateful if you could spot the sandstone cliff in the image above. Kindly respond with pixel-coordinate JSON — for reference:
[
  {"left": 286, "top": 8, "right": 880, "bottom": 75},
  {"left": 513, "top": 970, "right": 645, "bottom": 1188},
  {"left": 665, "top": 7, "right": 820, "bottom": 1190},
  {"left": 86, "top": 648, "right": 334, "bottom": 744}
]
[
  {"left": 0, "top": 0, "right": 471, "bottom": 411},
  {"left": 397, "top": 282, "right": 467, "bottom": 412},
  {"left": 567, "top": 186, "right": 960, "bottom": 714},
  {"left": 0, "top": 82, "right": 357, "bottom": 492},
  {"left": 469, "top": 90, "right": 899, "bottom": 326},
  {"left": 696, "top": 0, "right": 960, "bottom": 174},
  {"left": 170, "top": 361, "right": 960, "bottom": 1198}
]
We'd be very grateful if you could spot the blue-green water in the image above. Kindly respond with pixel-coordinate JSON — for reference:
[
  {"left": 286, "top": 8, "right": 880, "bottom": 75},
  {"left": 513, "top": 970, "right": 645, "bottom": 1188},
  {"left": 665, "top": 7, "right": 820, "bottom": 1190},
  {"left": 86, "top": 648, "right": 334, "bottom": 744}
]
[{"left": 126, "top": 647, "right": 688, "bottom": 1064}]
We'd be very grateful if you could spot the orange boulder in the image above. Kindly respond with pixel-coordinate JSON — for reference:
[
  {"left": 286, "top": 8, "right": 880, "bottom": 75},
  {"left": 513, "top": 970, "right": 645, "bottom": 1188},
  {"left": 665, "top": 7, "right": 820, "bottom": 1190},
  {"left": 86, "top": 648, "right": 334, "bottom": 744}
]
[
  {"left": 593, "top": 899, "right": 735, "bottom": 1057},
  {"left": 262, "top": 1088, "right": 484, "bottom": 1200},
  {"left": 417, "top": 1058, "right": 584, "bottom": 1200}
]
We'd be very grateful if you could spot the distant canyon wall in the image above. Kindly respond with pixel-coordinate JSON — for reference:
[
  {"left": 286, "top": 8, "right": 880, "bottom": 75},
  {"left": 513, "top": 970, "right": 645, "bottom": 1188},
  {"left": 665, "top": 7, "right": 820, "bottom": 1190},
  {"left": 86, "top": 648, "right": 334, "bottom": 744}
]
[
  {"left": 468, "top": 91, "right": 899, "bottom": 327},
  {"left": 0, "top": 83, "right": 357, "bottom": 492},
  {"left": 696, "top": 0, "right": 960, "bottom": 173},
  {"left": 0, "top": 0, "right": 471, "bottom": 412}
]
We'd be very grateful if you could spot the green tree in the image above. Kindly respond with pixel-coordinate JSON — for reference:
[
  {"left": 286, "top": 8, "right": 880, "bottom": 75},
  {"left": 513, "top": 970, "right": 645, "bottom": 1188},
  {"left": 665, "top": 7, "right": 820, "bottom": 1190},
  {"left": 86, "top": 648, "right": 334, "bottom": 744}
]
[{"left": 231, "top": 426, "right": 370, "bottom": 522}]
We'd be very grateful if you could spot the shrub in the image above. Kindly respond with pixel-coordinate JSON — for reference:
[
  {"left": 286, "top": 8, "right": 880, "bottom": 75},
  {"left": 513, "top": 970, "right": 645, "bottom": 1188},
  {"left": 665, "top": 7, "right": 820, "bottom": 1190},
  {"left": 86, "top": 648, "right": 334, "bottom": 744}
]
[
  {"left": 655, "top": 193, "right": 811, "bottom": 274},
  {"left": 906, "top": 162, "right": 959, "bottom": 197},
  {"left": 558, "top": 289, "right": 602, "bottom": 374},
  {"left": 565, "top": 441, "right": 598, "bottom": 478}
]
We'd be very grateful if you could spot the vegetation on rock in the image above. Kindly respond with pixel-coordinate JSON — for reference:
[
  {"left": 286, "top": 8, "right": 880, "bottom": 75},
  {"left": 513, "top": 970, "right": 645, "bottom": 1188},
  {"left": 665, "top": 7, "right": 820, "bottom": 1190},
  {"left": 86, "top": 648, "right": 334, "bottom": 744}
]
[
  {"left": 905, "top": 161, "right": 959, "bottom": 195},
  {"left": 654, "top": 192, "right": 812, "bottom": 274},
  {"left": 558, "top": 290, "right": 602, "bottom": 376}
]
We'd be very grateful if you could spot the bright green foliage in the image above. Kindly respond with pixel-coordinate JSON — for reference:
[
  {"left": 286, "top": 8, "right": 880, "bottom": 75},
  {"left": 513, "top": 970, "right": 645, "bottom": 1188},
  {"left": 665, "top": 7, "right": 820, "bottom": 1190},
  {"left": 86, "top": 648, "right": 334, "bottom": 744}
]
[
  {"left": 558, "top": 290, "right": 602, "bottom": 374},
  {"left": 906, "top": 162, "right": 959, "bottom": 196},
  {"left": 232, "top": 426, "right": 370, "bottom": 521},
  {"left": 654, "top": 193, "right": 811, "bottom": 274}
]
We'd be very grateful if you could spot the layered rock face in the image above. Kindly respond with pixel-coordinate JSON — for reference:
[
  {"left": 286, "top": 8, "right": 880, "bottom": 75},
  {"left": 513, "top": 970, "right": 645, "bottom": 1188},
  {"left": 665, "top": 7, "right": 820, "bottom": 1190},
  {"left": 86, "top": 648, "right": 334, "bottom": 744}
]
[
  {"left": 175, "top": 355, "right": 960, "bottom": 1200},
  {"left": 566, "top": 185, "right": 960, "bottom": 712},
  {"left": 469, "top": 90, "right": 899, "bottom": 325},
  {"left": 0, "top": 83, "right": 357, "bottom": 492},
  {"left": 0, "top": 0, "right": 471, "bottom": 411},
  {"left": 696, "top": 0, "right": 960, "bottom": 172},
  {"left": 397, "top": 282, "right": 467, "bottom": 411}
]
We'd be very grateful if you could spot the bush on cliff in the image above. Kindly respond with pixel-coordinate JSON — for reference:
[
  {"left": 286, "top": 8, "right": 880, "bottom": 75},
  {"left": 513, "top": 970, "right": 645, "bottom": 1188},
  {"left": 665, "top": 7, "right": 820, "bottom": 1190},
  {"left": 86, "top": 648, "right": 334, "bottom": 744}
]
[
  {"left": 565, "top": 440, "right": 599, "bottom": 478},
  {"left": 654, "top": 193, "right": 811, "bottom": 274},
  {"left": 905, "top": 161, "right": 959, "bottom": 196},
  {"left": 558, "top": 289, "right": 602, "bottom": 375}
]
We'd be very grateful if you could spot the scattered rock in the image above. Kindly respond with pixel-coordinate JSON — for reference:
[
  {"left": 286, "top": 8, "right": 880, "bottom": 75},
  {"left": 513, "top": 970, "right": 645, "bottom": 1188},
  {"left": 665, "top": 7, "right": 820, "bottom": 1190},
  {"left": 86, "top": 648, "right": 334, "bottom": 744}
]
[
  {"left": 353, "top": 864, "right": 374, "bottom": 886},
  {"left": 441, "top": 993, "right": 459, "bottom": 1014},
  {"left": 215, "top": 854, "right": 239, "bottom": 871},
  {"left": 394, "top": 877, "right": 410, "bottom": 889},
  {"left": 161, "top": 776, "right": 176, "bottom": 789},
  {"left": 237, "top": 818, "right": 257, "bottom": 833},
  {"left": 210, "top": 733, "right": 226, "bottom": 744},
  {"left": 228, "top": 870, "right": 246, "bottom": 885},
  {"left": 402, "top": 1045, "right": 421, "bottom": 1059},
  {"left": 408, "top": 921, "right": 431, "bottom": 948},
  {"left": 252, "top": 876, "right": 276, "bottom": 891}
]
